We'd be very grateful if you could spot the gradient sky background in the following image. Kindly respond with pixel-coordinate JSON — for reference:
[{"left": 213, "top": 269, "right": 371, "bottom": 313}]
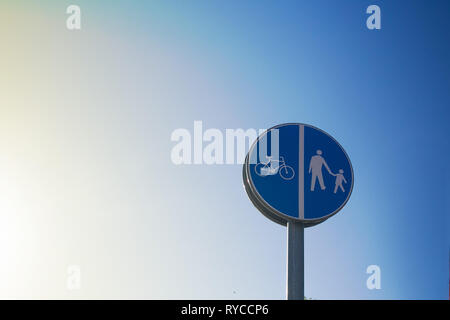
[{"left": 0, "top": 1, "right": 449, "bottom": 299}]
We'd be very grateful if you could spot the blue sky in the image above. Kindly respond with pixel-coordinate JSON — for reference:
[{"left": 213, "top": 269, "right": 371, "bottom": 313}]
[{"left": 0, "top": 0, "right": 448, "bottom": 299}]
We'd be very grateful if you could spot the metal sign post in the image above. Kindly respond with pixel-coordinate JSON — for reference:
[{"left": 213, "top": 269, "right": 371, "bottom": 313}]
[
  {"left": 243, "top": 123, "right": 353, "bottom": 300},
  {"left": 287, "top": 221, "right": 304, "bottom": 300}
]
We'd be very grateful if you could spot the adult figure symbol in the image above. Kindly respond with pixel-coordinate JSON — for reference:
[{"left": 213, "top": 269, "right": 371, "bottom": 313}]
[{"left": 309, "top": 150, "right": 333, "bottom": 191}]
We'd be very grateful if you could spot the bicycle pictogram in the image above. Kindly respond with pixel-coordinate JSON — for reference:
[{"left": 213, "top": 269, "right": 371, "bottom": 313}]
[{"left": 255, "top": 156, "right": 295, "bottom": 181}]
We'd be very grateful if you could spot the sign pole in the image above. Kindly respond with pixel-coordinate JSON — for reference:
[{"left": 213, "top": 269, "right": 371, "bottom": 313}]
[
  {"left": 287, "top": 221, "right": 304, "bottom": 300},
  {"left": 243, "top": 123, "right": 353, "bottom": 301}
]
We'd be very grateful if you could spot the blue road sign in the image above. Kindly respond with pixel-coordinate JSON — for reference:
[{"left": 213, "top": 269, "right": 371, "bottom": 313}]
[{"left": 243, "top": 123, "right": 353, "bottom": 226}]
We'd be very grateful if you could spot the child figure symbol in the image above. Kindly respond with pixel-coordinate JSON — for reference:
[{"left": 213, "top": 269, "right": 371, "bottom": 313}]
[{"left": 333, "top": 169, "right": 347, "bottom": 193}]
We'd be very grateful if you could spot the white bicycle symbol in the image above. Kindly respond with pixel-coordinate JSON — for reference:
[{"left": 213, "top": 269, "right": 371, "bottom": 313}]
[{"left": 255, "top": 156, "right": 295, "bottom": 180}]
